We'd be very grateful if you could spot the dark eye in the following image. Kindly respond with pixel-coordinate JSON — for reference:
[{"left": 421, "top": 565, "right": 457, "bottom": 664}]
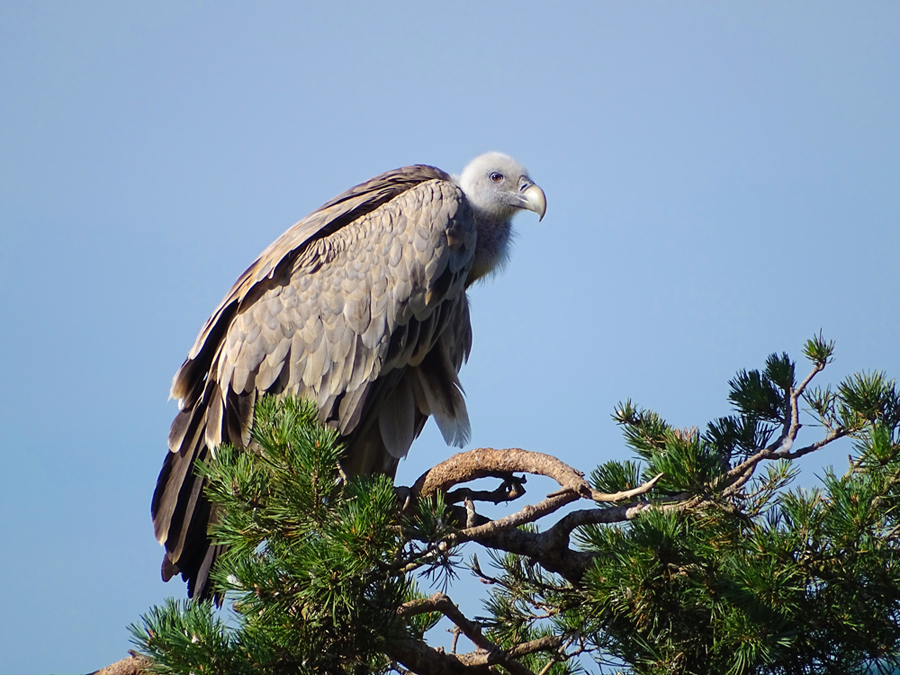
[{"left": 490, "top": 172, "right": 503, "bottom": 183}]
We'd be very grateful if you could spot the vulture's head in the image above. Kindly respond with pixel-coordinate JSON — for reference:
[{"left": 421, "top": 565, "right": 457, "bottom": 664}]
[
  {"left": 455, "top": 151, "right": 546, "bottom": 283},
  {"left": 456, "top": 152, "right": 547, "bottom": 224}
]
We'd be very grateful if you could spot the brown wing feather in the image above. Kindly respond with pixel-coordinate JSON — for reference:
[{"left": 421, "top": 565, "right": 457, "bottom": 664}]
[{"left": 153, "top": 165, "right": 476, "bottom": 600}]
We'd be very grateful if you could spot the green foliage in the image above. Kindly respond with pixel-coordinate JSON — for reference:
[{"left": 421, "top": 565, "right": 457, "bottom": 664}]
[
  {"left": 764, "top": 353, "right": 796, "bottom": 392},
  {"left": 613, "top": 403, "right": 726, "bottom": 493},
  {"left": 130, "top": 599, "right": 243, "bottom": 674},
  {"left": 728, "top": 368, "right": 786, "bottom": 423},
  {"left": 575, "top": 338, "right": 900, "bottom": 675},
  {"left": 591, "top": 459, "right": 643, "bottom": 495},
  {"left": 838, "top": 372, "right": 900, "bottom": 430},
  {"left": 704, "top": 415, "right": 777, "bottom": 461},
  {"left": 132, "top": 397, "right": 427, "bottom": 674},
  {"left": 581, "top": 466, "right": 900, "bottom": 674},
  {"left": 803, "top": 332, "right": 835, "bottom": 368}
]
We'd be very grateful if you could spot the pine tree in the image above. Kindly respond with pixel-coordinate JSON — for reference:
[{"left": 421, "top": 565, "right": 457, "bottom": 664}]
[{"left": 128, "top": 335, "right": 900, "bottom": 675}]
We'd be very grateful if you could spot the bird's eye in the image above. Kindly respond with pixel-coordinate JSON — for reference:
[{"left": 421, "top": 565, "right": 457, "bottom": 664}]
[{"left": 490, "top": 172, "right": 503, "bottom": 183}]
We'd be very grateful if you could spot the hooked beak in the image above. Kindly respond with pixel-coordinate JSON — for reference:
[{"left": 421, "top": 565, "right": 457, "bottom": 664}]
[{"left": 519, "top": 180, "right": 547, "bottom": 221}]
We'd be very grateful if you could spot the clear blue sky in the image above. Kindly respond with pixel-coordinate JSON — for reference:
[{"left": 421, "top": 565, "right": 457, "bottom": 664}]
[{"left": 2, "top": 3, "right": 898, "bottom": 673}]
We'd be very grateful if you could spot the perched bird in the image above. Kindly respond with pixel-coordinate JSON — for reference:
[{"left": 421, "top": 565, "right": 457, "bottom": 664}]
[{"left": 152, "top": 152, "right": 546, "bottom": 598}]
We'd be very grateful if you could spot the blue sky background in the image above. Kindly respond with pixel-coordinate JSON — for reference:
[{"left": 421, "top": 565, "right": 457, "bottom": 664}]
[{"left": 2, "top": 3, "right": 898, "bottom": 673}]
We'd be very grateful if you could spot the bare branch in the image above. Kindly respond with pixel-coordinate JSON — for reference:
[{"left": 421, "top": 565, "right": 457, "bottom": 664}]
[
  {"left": 397, "top": 593, "right": 493, "bottom": 653},
  {"left": 537, "top": 658, "right": 559, "bottom": 675},
  {"left": 447, "top": 476, "right": 527, "bottom": 506},
  {"left": 591, "top": 472, "right": 663, "bottom": 502},
  {"left": 723, "top": 426, "right": 847, "bottom": 493},
  {"left": 507, "top": 634, "right": 566, "bottom": 659},
  {"left": 395, "top": 592, "right": 543, "bottom": 675},
  {"left": 411, "top": 448, "right": 590, "bottom": 499},
  {"left": 384, "top": 637, "right": 496, "bottom": 674},
  {"left": 771, "top": 360, "right": 827, "bottom": 456},
  {"left": 779, "top": 427, "right": 847, "bottom": 460},
  {"left": 454, "top": 493, "right": 581, "bottom": 543},
  {"left": 85, "top": 654, "right": 151, "bottom": 675}
]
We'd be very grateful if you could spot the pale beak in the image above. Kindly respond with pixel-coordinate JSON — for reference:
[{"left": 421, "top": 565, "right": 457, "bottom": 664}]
[{"left": 519, "top": 181, "right": 547, "bottom": 221}]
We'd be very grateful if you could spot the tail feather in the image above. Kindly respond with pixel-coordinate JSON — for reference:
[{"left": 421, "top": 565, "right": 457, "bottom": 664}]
[
  {"left": 413, "top": 347, "right": 470, "bottom": 447},
  {"left": 153, "top": 384, "right": 250, "bottom": 601},
  {"left": 152, "top": 424, "right": 201, "bottom": 544},
  {"left": 168, "top": 449, "right": 210, "bottom": 561}
]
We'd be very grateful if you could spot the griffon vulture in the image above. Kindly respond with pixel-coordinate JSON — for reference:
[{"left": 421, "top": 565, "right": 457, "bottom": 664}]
[{"left": 152, "top": 152, "right": 547, "bottom": 598}]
